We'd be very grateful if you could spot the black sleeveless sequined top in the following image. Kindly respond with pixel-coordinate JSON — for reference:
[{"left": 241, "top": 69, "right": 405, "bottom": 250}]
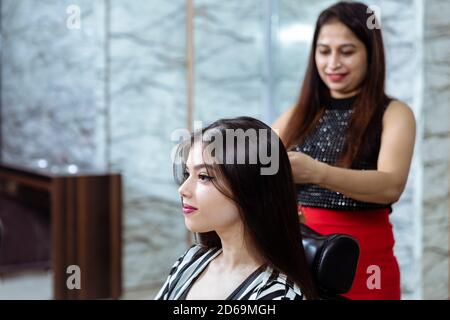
[{"left": 294, "top": 96, "right": 392, "bottom": 212}]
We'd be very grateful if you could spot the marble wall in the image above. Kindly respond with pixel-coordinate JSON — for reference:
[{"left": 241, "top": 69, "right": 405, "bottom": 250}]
[
  {"left": 373, "top": 0, "right": 422, "bottom": 299},
  {"left": 194, "top": 0, "right": 265, "bottom": 123},
  {"left": 277, "top": 0, "right": 336, "bottom": 114},
  {"left": 108, "top": 0, "right": 187, "bottom": 291},
  {"left": 0, "top": 0, "right": 189, "bottom": 295},
  {"left": 422, "top": 0, "right": 450, "bottom": 300},
  {"left": 0, "top": 0, "right": 448, "bottom": 299},
  {"left": 1, "top": 0, "right": 106, "bottom": 169}
]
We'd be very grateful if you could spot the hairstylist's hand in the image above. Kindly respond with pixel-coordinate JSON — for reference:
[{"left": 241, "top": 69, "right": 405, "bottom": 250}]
[{"left": 287, "top": 151, "right": 328, "bottom": 185}]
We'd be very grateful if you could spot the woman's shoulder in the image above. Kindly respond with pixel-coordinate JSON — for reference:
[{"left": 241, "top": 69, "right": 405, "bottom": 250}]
[
  {"left": 254, "top": 267, "right": 305, "bottom": 300},
  {"left": 384, "top": 99, "right": 414, "bottom": 118},
  {"left": 383, "top": 99, "right": 416, "bottom": 127},
  {"left": 178, "top": 244, "right": 219, "bottom": 264},
  {"left": 155, "top": 244, "right": 220, "bottom": 300},
  {"left": 164, "top": 245, "right": 218, "bottom": 284},
  {"left": 271, "top": 106, "right": 296, "bottom": 141}
]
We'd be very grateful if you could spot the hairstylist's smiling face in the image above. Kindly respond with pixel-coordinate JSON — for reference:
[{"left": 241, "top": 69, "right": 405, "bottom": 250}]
[
  {"left": 178, "top": 143, "right": 241, "bottom": 234},
  {"left": 315, "top": 20, "right": 368, "bottom": 98}
]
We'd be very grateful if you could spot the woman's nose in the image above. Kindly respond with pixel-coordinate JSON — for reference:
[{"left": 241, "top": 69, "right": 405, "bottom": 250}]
[
  {"left": 329, "top": 53, "right": 341, "bottom": 69},
  {"left": 178, "top": 179, "right": 191, "bottom": 198}
]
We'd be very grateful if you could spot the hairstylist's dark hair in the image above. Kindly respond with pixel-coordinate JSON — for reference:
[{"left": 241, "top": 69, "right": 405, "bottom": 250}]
[
  {"left": 173, "top": 116, "right": 318, "bottom": 299},
  {"left": 283, "top": 1, "right": 391, "bottom": 167}
]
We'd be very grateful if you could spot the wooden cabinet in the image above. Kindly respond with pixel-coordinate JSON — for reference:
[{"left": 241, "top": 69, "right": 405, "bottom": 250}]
[{"left": 0, "top": 162, "right": 122, "bottom": 299}]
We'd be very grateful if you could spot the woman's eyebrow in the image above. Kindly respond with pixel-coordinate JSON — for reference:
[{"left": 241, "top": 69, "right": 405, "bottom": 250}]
[
  {"left": 185, "top": 164, "right": 214, "bottom": 172},
  {"left": 195, "top": 164, "right": 216, "bottom": 171},
  {"left": 339, "top": 44, "right": 357, "bottom": 49},
  {"left": 317, "top": 43, "right": 356, "bottom": 48}
]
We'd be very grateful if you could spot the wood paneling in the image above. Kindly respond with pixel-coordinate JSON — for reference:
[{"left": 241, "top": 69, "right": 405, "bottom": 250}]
[{"left": 0, "top": 163, "right": 122, "bottom": 299}]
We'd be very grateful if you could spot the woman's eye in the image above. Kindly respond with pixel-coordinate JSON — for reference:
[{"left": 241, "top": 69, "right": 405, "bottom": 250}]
[
  {"left": 183, "top": 171, "right": 190, "bottom": 179},
  {"left": 318, "top": 50, "right": 330, "bottom": 55},
  {"left": 198, "top": 174, "right": 214, "bottom": 182},
  {"left": 342, "top": 51, "right": 354, "bottom": 56}
]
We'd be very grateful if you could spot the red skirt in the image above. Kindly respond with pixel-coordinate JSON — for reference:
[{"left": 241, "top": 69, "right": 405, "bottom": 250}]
[{"left": 299, "top": 205, "right": 401, "bottom": 300}]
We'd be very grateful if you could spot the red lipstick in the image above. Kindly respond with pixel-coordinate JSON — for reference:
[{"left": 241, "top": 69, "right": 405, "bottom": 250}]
[
  {"left": 182, "top": 203, "right": 198, "bottom": 214},
  {"left": 327, "top": 73, "right": 348, "bottom": 82}
]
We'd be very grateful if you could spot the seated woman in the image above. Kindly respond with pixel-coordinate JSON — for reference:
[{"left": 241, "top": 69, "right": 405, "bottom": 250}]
[{"left": 156, "top": 117, "right": 317, "bottom": 300}]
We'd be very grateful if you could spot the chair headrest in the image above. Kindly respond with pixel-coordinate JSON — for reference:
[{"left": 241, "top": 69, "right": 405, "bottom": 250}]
[{"left": 300, "top": 223, "right": 360, "bottom": 296}]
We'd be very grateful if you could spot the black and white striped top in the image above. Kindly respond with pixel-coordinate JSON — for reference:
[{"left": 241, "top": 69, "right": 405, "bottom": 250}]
[{"left": 155, "top": 245, "right": 304, "bottom": 300}]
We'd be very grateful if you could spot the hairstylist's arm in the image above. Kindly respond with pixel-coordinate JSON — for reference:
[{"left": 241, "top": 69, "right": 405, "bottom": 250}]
[
  {"left": 288, "top": 101, "right": 416, "bottom": 205},
  {"left": 271, "top": 106, "right": 295, "bottom": 145}
]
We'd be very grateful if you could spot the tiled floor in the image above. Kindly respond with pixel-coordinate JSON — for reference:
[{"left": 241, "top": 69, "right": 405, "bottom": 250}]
[
  {"left": 121, "top": 285, "right": 160, "bottom": 300},
  {"left": 0, "top": 274, "right": 414, "bottom": 300},
  {"left": 0, "top": 270, "right": 162, "bottom": 300},
  {"left": 0, "top": 270, "right": 53, "bottom": 300}
]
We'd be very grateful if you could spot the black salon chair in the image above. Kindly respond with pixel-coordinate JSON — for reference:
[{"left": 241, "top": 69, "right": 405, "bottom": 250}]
[{"left": 300, "top": 223, "right": 360, "bottom": 300}]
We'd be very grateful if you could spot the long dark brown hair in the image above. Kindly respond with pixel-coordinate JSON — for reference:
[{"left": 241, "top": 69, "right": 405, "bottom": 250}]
[
  {"left": 283, "top": 1, "right": 391, "bottom": 167},
  {"left": 173, "top": 116, "right": 318, "bottom": 299}
]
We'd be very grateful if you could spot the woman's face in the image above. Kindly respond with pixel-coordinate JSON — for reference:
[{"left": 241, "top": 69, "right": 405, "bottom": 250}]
[
  {"left": 315, "top": 20, "right": 368, "bottom": 98},
  {"left": 178, "top": 143, "right": 241, "bottom": 234}
]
